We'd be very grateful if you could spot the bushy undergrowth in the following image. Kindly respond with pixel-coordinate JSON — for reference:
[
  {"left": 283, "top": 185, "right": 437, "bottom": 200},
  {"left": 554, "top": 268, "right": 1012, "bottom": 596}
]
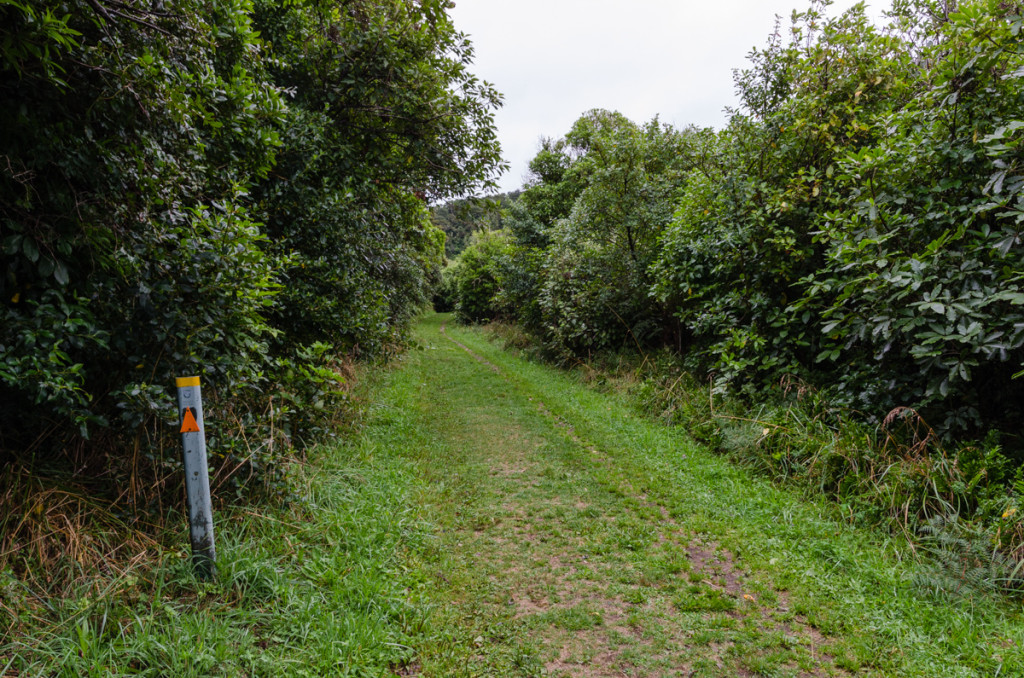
[
  {"left": 0, "top": 355, "right": 356, "bottom": 609},
  {"left": 641, "top": 368, "right": 1024, "bottom": 597}
]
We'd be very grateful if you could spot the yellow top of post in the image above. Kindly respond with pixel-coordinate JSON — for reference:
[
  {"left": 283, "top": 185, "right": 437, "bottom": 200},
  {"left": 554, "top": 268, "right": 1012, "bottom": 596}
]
[{"left": 176, "top": 376, "right": 201, "bottom": 388}]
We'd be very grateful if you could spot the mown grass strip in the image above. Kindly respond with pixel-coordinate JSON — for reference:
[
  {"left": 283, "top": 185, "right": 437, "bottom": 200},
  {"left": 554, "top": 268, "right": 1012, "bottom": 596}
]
[{"left": 437, "top": 314, "right": 1024, "bottom": 677}]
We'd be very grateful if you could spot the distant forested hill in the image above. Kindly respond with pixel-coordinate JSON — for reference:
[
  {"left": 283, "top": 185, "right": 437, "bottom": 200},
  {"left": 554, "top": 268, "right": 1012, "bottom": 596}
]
[{"left": 432, "top": 191, "right": 521, "bottom": 257}]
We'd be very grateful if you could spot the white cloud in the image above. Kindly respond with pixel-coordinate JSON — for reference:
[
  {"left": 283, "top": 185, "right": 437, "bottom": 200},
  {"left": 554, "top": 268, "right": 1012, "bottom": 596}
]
[{"left": 449, "top": 0, "right": 890, "bottom": 193}]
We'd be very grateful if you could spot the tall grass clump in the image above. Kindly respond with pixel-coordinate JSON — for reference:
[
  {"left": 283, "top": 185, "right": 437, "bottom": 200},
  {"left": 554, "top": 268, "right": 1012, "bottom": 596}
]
[{"left": 0, "top": 429, "right": 447, "bottom": 676}]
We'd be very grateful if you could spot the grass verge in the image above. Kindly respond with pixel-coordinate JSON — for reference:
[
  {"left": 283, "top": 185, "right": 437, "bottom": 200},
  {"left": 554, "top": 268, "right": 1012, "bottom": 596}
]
[{"left": 1, "top": 343, "right": 488, "bottom": 676}]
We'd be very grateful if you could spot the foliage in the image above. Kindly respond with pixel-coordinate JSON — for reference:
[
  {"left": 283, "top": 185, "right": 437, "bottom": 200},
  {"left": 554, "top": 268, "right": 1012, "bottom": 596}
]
[
  {"left": 492, "top": 201, "right": 549, "bottom": 337},
  {"left": 431, "top": 190, "right": 520, "bottom": 257},
  {"left": 916, "top": 513, "right": 1024, "bottom": 598},
  {"left": 448, "top": 229, "right": 510, "bottom": 323},
  {"left": 252, "top": 0, "right": 505, "bottom": 356},
  {"left": 1, "top": 0, "right": 285, "bottom": 464},
  {"left": 534, "top": 112, "right": 693, "bottom": 354},
  {"left": 647, "top": 0, "right": 1024, "bottom": 440},
  {"left": 794, "top": 0, "right": 1024, "bottom": 432},
  {"left": 455, "top": 110, "right": 702, "bottom": 356},
  {"left": 517, "top": 136, "right": 584, "bottom": 230},
  {"left": 653, "top": 1, "right": 918, "bottom": 387},
  {"left": 0, "top": 0, "right": 504, "bottom": 574},
  {"left": 432, "top": 260, "right": 459, "bottom": 312}
]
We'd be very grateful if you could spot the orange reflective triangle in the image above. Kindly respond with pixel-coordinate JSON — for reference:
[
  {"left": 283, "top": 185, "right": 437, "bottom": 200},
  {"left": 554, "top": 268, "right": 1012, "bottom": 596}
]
[{"left": 180, "top": 407, "right": 200, "bottom": 433}]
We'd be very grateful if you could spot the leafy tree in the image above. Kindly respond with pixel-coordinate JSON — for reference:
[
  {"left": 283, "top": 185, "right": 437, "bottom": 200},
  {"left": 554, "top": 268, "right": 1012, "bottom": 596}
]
[
  {"left": 431, "top": 191, "right": 520, "bottom": 258},
  {"left": 450, "top": 229, "right": 510, "bottom": 323},
  {"left": 0, "top": 0, "right": 505, "bottom": 505},
  {"left": 652, "top": 2, "right": 913, "bottom": 377},
  {"left": 1, "top": 0, "right": 284, "bottom": 462},
  {"left": 492, "top": 200, "right": 549, "bottom": 332},
  {"left": 503, "top": 110, "right": 701, "bottom": 354},
  {"left": 650, "top": 0, "right": 1024, "bottom": 437},
  {"left": 252, "top": 0, "right": 506, "bottom": 356},
  {"left": 795, "top": 0, "right": 1024, "bottom": 431},
  {"left": 517, "top": 137, "right": 584, "bottom": 230}
]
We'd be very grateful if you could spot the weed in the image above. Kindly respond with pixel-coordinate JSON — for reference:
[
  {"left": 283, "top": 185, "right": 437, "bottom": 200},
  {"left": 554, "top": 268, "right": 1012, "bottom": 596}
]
[
  {"left": 675, "top": 585, "right": 737, "bottom": 613},
  {"left": 916, "top": 514, "right": 1024, "bottom": 598}
]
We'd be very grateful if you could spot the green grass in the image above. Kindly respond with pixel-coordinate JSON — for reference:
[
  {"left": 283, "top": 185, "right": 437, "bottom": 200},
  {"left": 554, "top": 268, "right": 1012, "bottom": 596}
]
[
  {"left": 434, "top": 314, "right": 1024, "bottom": 676},
  {"left": 4, "top": 312, "right": 1023, "bottom": 677},
  {"left": 3, "top": 436, "right": 452, "bottom": 676}
]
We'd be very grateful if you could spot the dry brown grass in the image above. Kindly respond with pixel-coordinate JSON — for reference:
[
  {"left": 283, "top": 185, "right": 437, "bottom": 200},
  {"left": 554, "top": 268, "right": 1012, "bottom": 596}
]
[{"left": 0, "top": 466, "right": 161, "bottom": 596}]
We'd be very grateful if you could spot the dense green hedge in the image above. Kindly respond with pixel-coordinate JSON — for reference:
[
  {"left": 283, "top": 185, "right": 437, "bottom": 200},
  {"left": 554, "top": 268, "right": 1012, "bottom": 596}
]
[
  {"left": 652, "top": 0, "right": 1024, "bottom": 436},
  {"left": 0, "top": 0, "right": 503, "bottom": 500}
]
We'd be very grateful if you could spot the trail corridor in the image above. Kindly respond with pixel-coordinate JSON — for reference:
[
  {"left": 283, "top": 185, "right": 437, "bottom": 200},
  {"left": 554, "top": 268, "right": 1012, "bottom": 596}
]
[{"left": 349, "top": 314, "right": 1021, "bottom": 677}]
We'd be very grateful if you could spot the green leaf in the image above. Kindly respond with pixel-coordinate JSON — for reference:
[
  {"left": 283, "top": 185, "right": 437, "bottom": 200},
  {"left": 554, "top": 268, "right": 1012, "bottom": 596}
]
[
  {"left": 22, "top": 237, "right": 39, "bottom": 263},
  {"left": 53, "top": 260, "right": 69, "bottom": 285}
]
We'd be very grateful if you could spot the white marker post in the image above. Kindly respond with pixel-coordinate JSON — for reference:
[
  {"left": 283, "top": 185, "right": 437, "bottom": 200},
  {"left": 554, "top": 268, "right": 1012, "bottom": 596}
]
[{"left": 175, "top": 375, "right": 216, "bottom": 579}]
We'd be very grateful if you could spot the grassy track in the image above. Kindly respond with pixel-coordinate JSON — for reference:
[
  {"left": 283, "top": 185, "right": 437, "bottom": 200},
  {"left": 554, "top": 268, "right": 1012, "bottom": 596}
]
[
  {"left": 7, "top": 312, "right": 1022, "bottom": 676},
  {"left": 382, "top": 314, "right": 1024, "bottom": 676}
]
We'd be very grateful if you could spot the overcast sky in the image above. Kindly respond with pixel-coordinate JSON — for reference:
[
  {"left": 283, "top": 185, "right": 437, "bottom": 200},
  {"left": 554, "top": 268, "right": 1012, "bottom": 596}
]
[{"left": 448, "top": 0, "right": 890, "bottom": 194}]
